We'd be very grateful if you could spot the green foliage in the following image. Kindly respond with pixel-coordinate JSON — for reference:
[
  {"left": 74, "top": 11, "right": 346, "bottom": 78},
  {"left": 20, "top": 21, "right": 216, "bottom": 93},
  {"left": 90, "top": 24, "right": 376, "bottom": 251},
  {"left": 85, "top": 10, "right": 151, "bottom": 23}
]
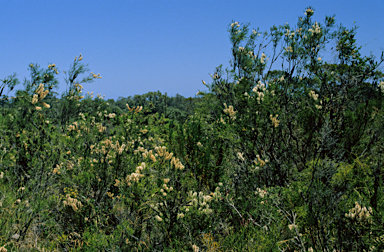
[
  {"left": 1, "top": 7, "right": 384, "bottom": 251},
  {"left": 0, "top": 73, "right": 19, "bottom": 102}
]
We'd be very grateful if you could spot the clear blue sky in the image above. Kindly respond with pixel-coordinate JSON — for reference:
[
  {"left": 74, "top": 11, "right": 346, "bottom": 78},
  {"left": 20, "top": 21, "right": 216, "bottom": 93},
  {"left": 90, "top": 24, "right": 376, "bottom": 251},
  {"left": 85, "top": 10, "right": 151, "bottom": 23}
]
[{"left": 1, "top": 0, "right": 383, "bottom": 100}]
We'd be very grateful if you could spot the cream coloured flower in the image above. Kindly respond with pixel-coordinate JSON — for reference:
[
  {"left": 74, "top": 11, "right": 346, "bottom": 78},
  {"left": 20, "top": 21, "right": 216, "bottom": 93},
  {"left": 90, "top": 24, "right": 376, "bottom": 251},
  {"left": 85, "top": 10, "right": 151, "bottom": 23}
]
[
  {"left": 237, "top": 152, "right": 245, "bottom": 161},
  {"left": 31, "top": 94, "right": 38, "bottom": 104},
  {"left": 192, "top": 245, "right": 199, "bottom": 252},
  {"left": 305, "top": 8, "right": 314, "bottom": 16},
  {"left": 260, "top": 53, "right": 267, "bottom": 63},
  {"left": 378, "top": 81, "right": 384, "bottom": 92},
  {"left": 40, "top": 101, "right": 50, "bottom": 108},
  {"left": 223, "top": 103, "right": 237, "bottom": 119},
  {"left": 270, "top": 114, "right": 280, "bottom": 128},
  {"left": 11, "top": 233, "right": 20, "bottom": 240}
]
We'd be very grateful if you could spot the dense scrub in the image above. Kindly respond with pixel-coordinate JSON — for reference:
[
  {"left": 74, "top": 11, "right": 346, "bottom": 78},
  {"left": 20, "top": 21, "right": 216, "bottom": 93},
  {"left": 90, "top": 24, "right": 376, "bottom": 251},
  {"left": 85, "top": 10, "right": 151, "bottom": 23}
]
[{"left": 1, "top": 7, "right": 384, "bottom": 251}]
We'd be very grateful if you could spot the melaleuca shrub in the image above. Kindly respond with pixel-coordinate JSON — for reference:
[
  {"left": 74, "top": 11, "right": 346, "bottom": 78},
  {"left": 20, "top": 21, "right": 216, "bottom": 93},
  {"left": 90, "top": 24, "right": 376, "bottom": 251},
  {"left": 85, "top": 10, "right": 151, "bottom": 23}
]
[
  {"left": 0, "top": 97, "right": 68, "bottom": 249},
  {"left": 8, "top": 62, "right": 57, "bottom": 132},
  {"left": 198, "top": 6, "right": 384, "bottom": 251},
  {"left": 60, "top": 54, "right": 101, "bottom": 126},
  {"left": 168, "top": 115, "right": 228, "bottom": 191},
  {"left": 66, "top": 110, "right": 224, "bottom": 250},
  {"left": 203, "top": 6, "right": 383, "bottom": 178},
  {"left": 9, "top": 87, "right": 57, "bottom": 185}
]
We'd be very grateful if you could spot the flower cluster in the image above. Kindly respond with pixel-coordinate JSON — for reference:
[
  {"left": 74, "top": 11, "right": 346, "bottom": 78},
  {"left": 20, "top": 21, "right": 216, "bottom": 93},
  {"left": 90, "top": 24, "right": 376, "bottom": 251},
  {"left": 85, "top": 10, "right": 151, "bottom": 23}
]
[
  {"left": 252, "top": 81, "right": 266, "bottom": 104},
  {"left": 308, "top": 90, "right": 322, "bottom": 109},
  {"left": 235, "top": 76, "right": 244, "bottom": 85},
  {"left": 260, "top": 53, "right": 267, "bottom": 64},
  {"left": 223, "top": 103, "right": 237, "bottom": 120},
  {"left": 104, "top": 113, "right": 116, "bottom": 119},
  {"left": 187, "top": 191, "right": 216, "bottom": 215},
  {"left": 160, "top": 180, "right": 173, "bottom": 197},
  {"left": 252, "top": 154, "right": 269, "bottom": 171},
  {"left": 242, "top": 50, "right": 257, "bottom": 61},
  {"left": 115, "top": 141, "right": 126, "bottom": 155},
  {"left": 285, "top": 28, "right": 300, "bottom": 39},
  {"left": 74, "top": 53, "right": 83, "bottom": 61},
  {"left": 90, "top": 72, "right": 102, "bottom": 79},
  {"left": 252, "top": 29, "right": 260, "bottom": 36},
  {"left": 78, "top": 112, "right": 86, "bottom": 121},
  {"left": 125, "top": 163, "right": 146, "bottom": 186},
  {"left": 63, "top": 194, "right": 82, "bottom": 211},
  {"left": 170, "top": 157, "right": 184, "bottom": 170},
  {"left": 211, "top": 72, "right": 220, "bottom": 79},
  {"left": 87, "top": 91, "right": 94, "bottom": 98},
  {"left": 345, "top": 202, "right": 373, "bottom": 223},
  {"left": 304, "top": 8, "right": 314, "bottom": 17},
  {"left": 255, "top": 188, "right": 267, "bottom": 198},
  {"left": 237, "top": 152, "right": 245, "bottom": 161},
  {"left": 230, "top": 21, "right": 242, "bottom": 34},
  {"left": 126, "top": 104, "right": 143, "bottom": 113},
  {"left": 97, "top": 93, "right": 105, "bottom": 99},
  {"left": 89, "top": 139, "right": 126, "bottom": 161},
  {"left": 106, "top": 192, "right": 114, "bottom": 198},
  {"left": 308, "top": 90, "right": 319, "bottom": 100},
  {"left": 230, "top": 21, "right": 240, "bottom": 28},
  {"left": 142, "top": 149, "right": 157, "bottom": 162},
  {"left": 74, "top": 83, "right": 84, "bottom": 92},
  {"left": 155, "top": 146, "right": 170, "bottom": 158},
  {"left": 378, "top": 81, "right": 384, "bottom": 93},
  {"left": 67, "top": 121, "right": 80, "bottom": 132},
  {"left": 177, "top": 212, "right": 184, "bottom": 219},
  {"left": 53, "top": 164, "right": 61, "bottom": 175},
  {"left": 155, "top": 215, "right": 163, "bottom": 222},
  {"left": 270, "top": 114, "right": 280, "bottom": 128},
  {"left": 192, "top": 244, "right": 199, "bottom": 252},
  {"left": 47, "top": 63, "right": 59, "bottom": 74},
  {"left": 308, "top": 22, "right": 321, "bottom": 35},
  {"left": 96, "top": 123, "right": 106, "bottom": 133},
  {"left": 31, "top": 83, "right": 50, "bottom": 110},
  {"left": 285, "top": 46, "right": 293, "bottom": 53}
]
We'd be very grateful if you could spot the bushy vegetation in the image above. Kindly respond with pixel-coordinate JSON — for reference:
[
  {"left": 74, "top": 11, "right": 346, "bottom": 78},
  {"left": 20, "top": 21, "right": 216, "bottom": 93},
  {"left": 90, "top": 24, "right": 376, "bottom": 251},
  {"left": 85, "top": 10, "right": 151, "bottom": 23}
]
[{"left": 1, "top": 7, "right": 384, "bottom": 251}]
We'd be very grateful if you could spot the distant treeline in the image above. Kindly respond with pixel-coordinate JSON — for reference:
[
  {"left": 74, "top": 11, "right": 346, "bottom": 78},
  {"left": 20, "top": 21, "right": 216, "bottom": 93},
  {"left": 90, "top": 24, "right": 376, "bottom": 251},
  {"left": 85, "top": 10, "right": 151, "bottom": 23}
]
[{"left": 0, "top": 90, "right": 201, "bottom": 123}]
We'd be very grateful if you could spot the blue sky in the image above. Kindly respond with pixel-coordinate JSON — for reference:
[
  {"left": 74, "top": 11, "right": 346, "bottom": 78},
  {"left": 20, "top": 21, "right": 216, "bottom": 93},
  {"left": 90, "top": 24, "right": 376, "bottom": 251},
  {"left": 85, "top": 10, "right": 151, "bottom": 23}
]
[{"left": 1, "top": 0, "right": 383, "bottom": 100}]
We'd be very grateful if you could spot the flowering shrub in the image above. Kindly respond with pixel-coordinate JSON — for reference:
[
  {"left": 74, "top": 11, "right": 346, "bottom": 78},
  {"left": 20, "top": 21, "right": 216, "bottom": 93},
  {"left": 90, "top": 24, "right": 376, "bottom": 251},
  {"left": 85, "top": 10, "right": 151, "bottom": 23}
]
[{"left": 0, "top": 7, "right": 383, "bottom": 251}]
